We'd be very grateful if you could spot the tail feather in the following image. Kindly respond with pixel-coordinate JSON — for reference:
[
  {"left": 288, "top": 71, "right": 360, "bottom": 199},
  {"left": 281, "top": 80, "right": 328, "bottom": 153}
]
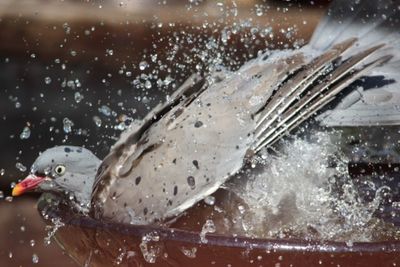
[
  {"left": 311, "top": 0, "right": 400, "bottom": 51},
  {"left": 258, "top": 54, "right": 392, "bottom": 150},
  {"left": 253, "top": 39, "right": 357, "bottom": 141},
  {"left": 312, "top": 0, "right": 400, "bottom": 127},
  {"left": 252, "top": 41, "right": 391, "bottom": 151},
  {"left": 253, "top": 39, "right": 383, "bottom": 151}
]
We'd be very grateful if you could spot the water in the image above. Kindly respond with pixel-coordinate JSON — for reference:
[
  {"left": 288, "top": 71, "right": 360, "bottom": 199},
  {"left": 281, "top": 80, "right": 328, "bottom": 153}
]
[
  {"left": 98, "top": 105, "right": 112, "bottom": 117},
  {"left": 15, "top": 162, "right": 27, "bottom": 172},
  {"left": 44, "top": 77, "right": 52, "bottom": 85},
  {"left": 62, "top": 118, "right": 74, "bottom": 134},
  {"left": 225, "top": 130, "right": 400, "bottom": 242},
  {"left": 43, "top": 217, "right": 65, "bottom": 246},
  {"left": 32, "top": 253, "right": 39, "bottom": 264},
  {"left": 139, "top": 232, "right": 161, "bottom": 263},
  {"left": 92, "top": 116, "right": 102, "bottom": 127},
  {"left": 19, "top": 126, "right": 31, "bottom": 139},
  {"left": 74, "top": 92, "right": 84, "bottom": 103},
  {"left": 200, "top": 220, "right": 216, "bottom": 243},
  {"left": 180, "top": 247, "right": 197, "bottom": 258}
]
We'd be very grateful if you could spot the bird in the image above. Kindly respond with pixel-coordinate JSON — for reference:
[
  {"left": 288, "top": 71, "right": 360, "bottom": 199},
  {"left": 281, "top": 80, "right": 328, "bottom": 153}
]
[{"left": 12, "top": 0, "right": 400, "bottom": 225}]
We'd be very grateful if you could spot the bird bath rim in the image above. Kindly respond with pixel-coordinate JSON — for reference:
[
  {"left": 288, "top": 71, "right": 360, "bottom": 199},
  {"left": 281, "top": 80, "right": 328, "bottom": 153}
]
[{"left": 45, "top": 206, "right": 400, "bottom": 254}]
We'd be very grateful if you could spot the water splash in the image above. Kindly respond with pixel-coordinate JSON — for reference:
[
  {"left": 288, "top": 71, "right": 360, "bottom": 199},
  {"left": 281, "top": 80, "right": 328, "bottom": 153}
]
[
  {"left": 200, "top": 219, "right": 216, "bottom": 243},
  {"left": 139, "top": 232, "right": 161, "bottom": 263},
  {"left": 43, "top": 217, "right": 65, "bottom": 246},
  {"left": 230, "top": 131, "right": 397, "bottom": 242},
  {"left": 180, "top": 247, "right": 197, "bottom": 258}
]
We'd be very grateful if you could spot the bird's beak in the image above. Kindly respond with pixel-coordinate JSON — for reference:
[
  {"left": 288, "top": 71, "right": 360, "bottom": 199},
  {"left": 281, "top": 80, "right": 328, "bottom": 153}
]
[{"left": 12, "top": 174, "right": 46, "bottom": 197}]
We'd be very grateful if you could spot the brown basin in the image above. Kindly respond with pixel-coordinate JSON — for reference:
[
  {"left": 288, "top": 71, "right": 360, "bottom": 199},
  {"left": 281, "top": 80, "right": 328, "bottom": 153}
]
[{"left": 41, "top": 192, "right": 400, "bottom": 267}]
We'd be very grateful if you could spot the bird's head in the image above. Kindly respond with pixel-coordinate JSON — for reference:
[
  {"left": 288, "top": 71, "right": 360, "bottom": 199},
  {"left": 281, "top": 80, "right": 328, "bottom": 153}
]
[{"left": 12, "top": 146, "right": 101, "bottom": 211}]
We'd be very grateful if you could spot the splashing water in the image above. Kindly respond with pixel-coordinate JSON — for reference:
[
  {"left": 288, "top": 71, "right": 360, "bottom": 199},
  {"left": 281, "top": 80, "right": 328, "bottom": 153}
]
[
  {"left": 180, "top": 247, "right": 197, "bottom": 258},
  {"left": 139, "top": 232, "right": 161, "bottom": 263},
  {"left": 200, "top": 219, "right": 216, "bottom": 243},
  {"left": 43, "top": 217, "right": 65, "bottom": 246},
  {"left": 229, "top": 131, "right": 399, "bottom": 242}
]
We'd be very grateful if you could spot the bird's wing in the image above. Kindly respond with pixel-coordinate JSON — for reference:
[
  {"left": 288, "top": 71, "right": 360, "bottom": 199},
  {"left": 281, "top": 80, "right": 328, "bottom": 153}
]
[
  {"left": 88, "top": 49, "right": 309, "bottom": 224},
  {"left": 318, "top": 63, "right": 400, "bottom": 126},
  {"left": 253, "top": 42, "right": 393, "bottom": 151},
  {"left": 90, "top": 74, "right": 205, "bottom": 205},
  {"left": 311, "top": 0, "right": 400, "bottom": 127},
  {"left": 111, "top": 74, "right": 205, "bottom": 151}
]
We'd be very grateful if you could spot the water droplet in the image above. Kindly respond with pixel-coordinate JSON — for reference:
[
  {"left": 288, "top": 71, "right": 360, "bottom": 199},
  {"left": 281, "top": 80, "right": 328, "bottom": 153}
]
[
  {"left": 238, "top": 205, "right": 245, "bottom": 214},
  {"left": 63, "top": 23, "right": 71, "bottom": 34},
  {"left": 20, "top": 126, "right": 31, "bottom": 139},
  {"left": 200, "top": 220, "right": 216, "bottom": 243},
  {"left": 70, "top": 50, "right": 77, "bottom": 57},
  {"left": 16, "top": 162, "right": 27, "bottom": 172},
  {"left": 115, "top": 122, "right": 126, "bottom": 131},
  {"left": 5, "top": 196, "right": 13, "bottom": 202},
  {"left": 74, "top": 92, "right": 84, "bottom": 103},
  {"left": 180, "top": 247, "right": 197, "bottom": 258},
  {"left": 44, "top": 77, "right": 52, "bottom": 85},
  {"left": 98, "top": 105, "right": 112, "bottom": 116},
  {"left": 204, "top": 196, "right": 215, "bottom": 205},
  {"left": 144, "top": 80, "right": 152, "bottom": 89},
  {"left": 139, "top": 61, "right": 149, "bottom": 71},
  {"left": 30, "top": 239, "right": 36, "bottom": 247},
  {"left": 0, "top": 169, "right": 4, "bottom": 176},
  {"left": 346, "top": 240, "right": 353, "bottom": 247},
  {"left": 63, "top": 118, "right": 74, "bottom": 133},
  {"left": 0, "top": 191, "right": 4, "bottom": 199},
  {"left": 106, "top": 49, "right": 114, "bottom": 56},
  {"left": 255, "top": 6, "right": 263, "bottom": 16},
  {"left": 32, "top": 253, "right": 39, "bottom": 264},
  {"left": 93, "top": 116, "right": 102, "bottom": 127}
]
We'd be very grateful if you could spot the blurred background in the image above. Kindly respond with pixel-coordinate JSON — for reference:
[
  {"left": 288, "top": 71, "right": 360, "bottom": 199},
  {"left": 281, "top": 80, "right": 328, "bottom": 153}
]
[{"left": 0, "top": 0, "right": 330, "bottom": 266}]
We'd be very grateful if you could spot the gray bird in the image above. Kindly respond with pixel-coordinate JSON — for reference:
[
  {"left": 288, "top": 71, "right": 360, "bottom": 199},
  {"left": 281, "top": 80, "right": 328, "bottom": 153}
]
[{"left": 12, "top": 0, "right": 400, "bottom": 225}]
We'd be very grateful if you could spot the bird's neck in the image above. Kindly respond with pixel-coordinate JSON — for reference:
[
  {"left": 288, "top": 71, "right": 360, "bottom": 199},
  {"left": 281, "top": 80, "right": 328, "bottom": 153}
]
[
  {"left": 70, "top": 190, "right": 92, "bottom": 214},
  {"left": 55, "top": 174, "right": 98, "bottom": 215}
]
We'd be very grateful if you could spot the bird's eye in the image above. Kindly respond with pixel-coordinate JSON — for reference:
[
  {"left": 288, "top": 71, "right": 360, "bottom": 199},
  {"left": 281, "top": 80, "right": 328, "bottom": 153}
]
[{"left": 54, "top": 165, "right": 66, "bottom": 176}]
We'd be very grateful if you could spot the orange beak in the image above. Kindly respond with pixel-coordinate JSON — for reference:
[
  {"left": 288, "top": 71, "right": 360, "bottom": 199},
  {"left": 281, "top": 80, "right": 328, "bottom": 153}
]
[{"left": 12, "top": 174, "right": 46, "bottom": 197}]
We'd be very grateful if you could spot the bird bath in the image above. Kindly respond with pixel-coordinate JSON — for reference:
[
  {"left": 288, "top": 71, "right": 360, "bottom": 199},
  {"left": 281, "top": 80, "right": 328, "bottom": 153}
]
[
  {"left": 38, "top": 173, "right": 400, "bottom": 267},
  {"left": 42, "top": 204, "right": 400, "bottom": 267},
  {"left": 33, "top": 127, "right": 400, "bottom": 267}
]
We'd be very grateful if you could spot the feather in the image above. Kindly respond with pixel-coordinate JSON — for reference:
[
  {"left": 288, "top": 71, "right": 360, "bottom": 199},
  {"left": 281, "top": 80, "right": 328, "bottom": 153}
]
[{"left": 313, "top": 0, "right": 400, "bottom": 127}]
